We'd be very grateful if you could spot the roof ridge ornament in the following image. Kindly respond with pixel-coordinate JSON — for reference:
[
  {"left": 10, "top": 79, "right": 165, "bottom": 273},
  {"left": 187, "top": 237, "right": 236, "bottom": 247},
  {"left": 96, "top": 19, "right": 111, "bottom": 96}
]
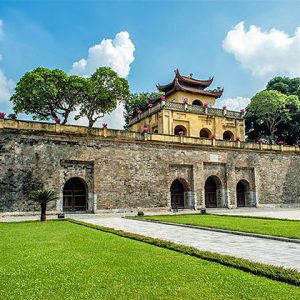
[{"left": 157, "top": 70, "right": 221, "bottom": 98}]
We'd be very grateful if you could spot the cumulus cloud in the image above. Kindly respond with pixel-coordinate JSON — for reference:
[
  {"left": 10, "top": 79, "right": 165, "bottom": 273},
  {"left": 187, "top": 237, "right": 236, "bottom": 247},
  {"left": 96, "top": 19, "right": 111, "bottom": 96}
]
[
  {"left": 0, "top": 70, "right": 15, "bottom": 103},
  {"left": 72, "top": 102, "right": 125, "bottom": 129},
  {"left": 223, "top": 22, "right": 300, "bottom": 77},
  {"left": 218, "top": 96, "right": 250, "bottom": 111},
  {"left": 0, "top": 21, "right": 15, "bottom": 109},
  {"left": 71, "top": 31, "right": 135, "bottom": 78},
  {"left": 70, "top": 31, "right": 135, "bottom": 129}
]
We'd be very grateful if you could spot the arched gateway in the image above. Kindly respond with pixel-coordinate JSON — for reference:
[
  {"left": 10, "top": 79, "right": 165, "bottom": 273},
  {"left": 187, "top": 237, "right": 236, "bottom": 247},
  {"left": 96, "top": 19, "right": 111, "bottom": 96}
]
[
  {"left": 63, "top": 177, "right": 87, "bottom": 211},
  {"left": 170, "top": 179, "right": 187, "bottom": 209},
  {"left": 205, "top": 176, "right": 220, "bottom": 208},
  {"left": 236, "top": 180, "right": 250, "bottom": 207}
]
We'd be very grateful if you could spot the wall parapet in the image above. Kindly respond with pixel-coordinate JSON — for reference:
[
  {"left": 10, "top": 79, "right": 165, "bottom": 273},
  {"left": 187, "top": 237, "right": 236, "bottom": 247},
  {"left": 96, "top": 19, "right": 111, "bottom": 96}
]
[
  {"left": 128, "top": 101, "right": 244, "bottom": 125},
  {"left": 0, "top": 118, "right": 299, "bottom": 154}
]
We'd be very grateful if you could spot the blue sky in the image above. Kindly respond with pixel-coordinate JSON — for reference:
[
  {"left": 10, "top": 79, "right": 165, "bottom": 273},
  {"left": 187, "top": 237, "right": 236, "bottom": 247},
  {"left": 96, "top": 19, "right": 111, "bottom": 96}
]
[{"left": 1, "top": 0, "right": 300, "bottom": 128}]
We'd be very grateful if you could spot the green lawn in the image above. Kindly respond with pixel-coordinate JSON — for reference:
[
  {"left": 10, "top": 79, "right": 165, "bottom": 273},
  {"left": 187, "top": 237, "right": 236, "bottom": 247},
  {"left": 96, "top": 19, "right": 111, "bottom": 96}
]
[
  {"left": 140, "top": 214, "right": 300, "bottom": 239},
  {"left": 0, "top": 221, "right": 299, "bottom": 299}
]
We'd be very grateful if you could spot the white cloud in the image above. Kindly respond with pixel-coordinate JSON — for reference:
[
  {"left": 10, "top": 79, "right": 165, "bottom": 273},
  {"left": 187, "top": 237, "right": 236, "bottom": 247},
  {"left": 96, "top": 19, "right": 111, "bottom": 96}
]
[
  {"left": 71, "top": 31, "right": 135, "bottom": 78},
  {"left": 0, "top": 21, "right": 15, "bottom": 109},
  {"left": 70, "top": 31, "right": 134, "bottom": 128},
  {"left": 0, "top": 69, "right": 15, "bottom": 105},
  {"left": 223, "top": 22, "right": 300, "bottom": 77},
  {"left": 218, "top": 96, "right": 250, "bottom": 111},
  {"left": 72, "top": 103, "right": 125, "bottom": 129}
]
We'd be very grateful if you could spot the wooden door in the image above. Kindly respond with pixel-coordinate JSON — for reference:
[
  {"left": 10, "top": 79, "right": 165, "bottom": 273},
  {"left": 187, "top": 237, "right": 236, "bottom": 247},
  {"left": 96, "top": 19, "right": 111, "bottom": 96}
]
[
  {"left": 237, "top": 181, "right": 245, "bottom": 207},
  {"left": 170, "top": 180, "right": 185, "bottom": 209},
  {"left": 63, "top": 178, "right": 87, "bottom": 211},
  {"left": 205, "top": 177, "right": 217, "bottom": 208}
]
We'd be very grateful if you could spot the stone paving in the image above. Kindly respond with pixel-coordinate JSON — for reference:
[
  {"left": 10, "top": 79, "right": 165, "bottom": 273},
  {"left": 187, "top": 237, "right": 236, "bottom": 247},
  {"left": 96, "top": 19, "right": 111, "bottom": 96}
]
[{"left": 71, "top": 215, "right": 300, "bottom": 271}]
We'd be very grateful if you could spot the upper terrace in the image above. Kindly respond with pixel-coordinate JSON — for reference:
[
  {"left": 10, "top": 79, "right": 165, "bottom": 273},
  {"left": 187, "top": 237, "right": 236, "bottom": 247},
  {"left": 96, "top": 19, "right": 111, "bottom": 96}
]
[{"left": 128, "top": 101, "right": 244, "bottom": 126}]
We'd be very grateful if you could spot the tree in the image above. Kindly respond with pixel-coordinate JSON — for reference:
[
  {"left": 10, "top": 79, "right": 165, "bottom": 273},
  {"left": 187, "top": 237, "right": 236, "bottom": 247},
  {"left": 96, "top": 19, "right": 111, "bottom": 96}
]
[
  {"left": 267, "top": 76, "right": 300, "bottom": 99},
  {"left": 76, "top": 67, "right": 130, "bottom": 127},
  {"left": 29, "top": 190, "right": 59, "bottom": 221},
  {"left": 245, "top": 90, "right": 299, "bottom": 142},
  {"left": 123, "top": 92, "right": 162, "bottom": 127},
  {"left": 11, "top": 67, "right": 86, "bottom": 124},
  {"left": 246, "top": 76, "right": 300, "bottom": 144},
  {"left": 245, "top": 114, "right": 269, "bottom": 142}
]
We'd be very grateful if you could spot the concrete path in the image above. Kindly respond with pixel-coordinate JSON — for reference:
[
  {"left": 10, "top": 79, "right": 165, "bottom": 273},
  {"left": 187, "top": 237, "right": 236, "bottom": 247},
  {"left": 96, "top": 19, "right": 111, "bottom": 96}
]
[{"left": 72, "top": 215, "right": 300, "bottom": 271}]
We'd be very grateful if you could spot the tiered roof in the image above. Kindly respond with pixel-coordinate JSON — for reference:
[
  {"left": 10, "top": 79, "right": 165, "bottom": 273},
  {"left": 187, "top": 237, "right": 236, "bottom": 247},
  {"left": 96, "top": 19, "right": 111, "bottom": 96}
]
[{"left": 156, "top": 69, "right": 223, "bottom": 98}]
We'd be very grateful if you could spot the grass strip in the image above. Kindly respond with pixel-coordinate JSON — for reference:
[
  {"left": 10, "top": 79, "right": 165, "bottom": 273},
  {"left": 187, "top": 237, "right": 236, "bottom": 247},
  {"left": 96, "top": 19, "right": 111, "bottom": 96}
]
[
  {"left": 207, "top": 213, "right": 300, "bottom": 222},
  {"left": 68, "top": 218, "right": 300, "bottom": 287},
  {"left": 137, "top": 213, "right": 300, "bottom": 239},
  {"left": 136, "top": 212, "right": 300, "bottom": 222}
]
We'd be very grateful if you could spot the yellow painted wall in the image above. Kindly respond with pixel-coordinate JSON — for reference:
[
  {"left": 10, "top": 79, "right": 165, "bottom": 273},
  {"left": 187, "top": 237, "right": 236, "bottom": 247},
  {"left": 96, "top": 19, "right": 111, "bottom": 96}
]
[
  {"left": 163, "top": 110, "right": 245, "bottom": 140},
  {"left": 129, "top": 111, "right": 163, "bottom": 133},
  {"left": 130, "top": 108, "right": 245, "bottom": 141},
  {"left": 166, "top": 91, "right": 217, "bottom": 107}
]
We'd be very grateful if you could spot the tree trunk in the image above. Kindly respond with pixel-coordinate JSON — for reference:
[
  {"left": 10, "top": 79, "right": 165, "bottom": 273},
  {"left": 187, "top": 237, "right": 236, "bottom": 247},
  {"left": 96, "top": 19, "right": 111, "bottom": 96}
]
[
  {"left": 62, "top": 111, "right": 70, "bottom": 125},
  {"left": 270, "top": 128, "right": 276, "bottom": 143},
  {"left": 88, "top": 119, "right": 94, "bottom": 127},
  {"left": 40, "top": 203, "right": 47, "bottom": 221}
]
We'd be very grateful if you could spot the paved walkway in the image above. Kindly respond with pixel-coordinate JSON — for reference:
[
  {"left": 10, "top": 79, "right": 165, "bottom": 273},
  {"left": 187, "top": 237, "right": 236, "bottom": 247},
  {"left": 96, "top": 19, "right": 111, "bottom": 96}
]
[{"left": 72, "top": 215, "right": 300, "bottom": 271}]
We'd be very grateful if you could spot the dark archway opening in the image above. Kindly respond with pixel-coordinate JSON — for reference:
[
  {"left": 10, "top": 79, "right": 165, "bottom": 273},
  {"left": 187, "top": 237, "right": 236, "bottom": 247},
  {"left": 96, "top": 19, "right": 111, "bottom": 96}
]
[
  {"left": 192, "top": 100, "right": 203, "bottom": 106},
  {"left": 63, "top": 177, "right": 87, "bottom": 211},
  {"left": 205, "top": 176, "right": 219, "bottom": 208},
  {"left": 174, "top": 125, "right": 187, "bottom": 136},
  {"left": 200, "top": 128, "right": 211, "bottom": 138},
  {"left": 223, "top": 130, "right": 234, "bottom": 140},
  {"left": 236, "top": 180, "right": 250, "bottom": 207},
  {"left": 170, "top": 179, "right": 186, "bottom": 209}
]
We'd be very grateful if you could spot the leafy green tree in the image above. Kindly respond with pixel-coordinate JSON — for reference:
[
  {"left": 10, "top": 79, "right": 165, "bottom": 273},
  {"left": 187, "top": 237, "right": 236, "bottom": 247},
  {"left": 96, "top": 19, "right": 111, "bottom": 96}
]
[
  {"left": 124, "top": 92, "right": 162, "bottom": 127},
  {"left": 11, "top": 67, "right": 86, "bottom": 124},
  {"left": 76, "top": 67, "right": 130, "bottom": 127},
  {"left": 29, "top": 190, "right": 59, "bottom": 221},
  {"left": 245, "top": 114, "right": 269, "bottom": 142},
  {"left": 267, "top": 76, "right": 300, "bottom": 99},
  {"left": 246, "top": 90, "right": 299, "bottom": 142},
  {"left": 246, "top": 76, "right": 300, "bottom": 144}
]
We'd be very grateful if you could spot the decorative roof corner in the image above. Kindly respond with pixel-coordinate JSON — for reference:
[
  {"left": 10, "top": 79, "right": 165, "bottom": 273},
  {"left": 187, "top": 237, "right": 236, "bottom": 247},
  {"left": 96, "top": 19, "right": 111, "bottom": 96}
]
[{"left": 157, "top": 69, "right": 220, "bottom": 96}]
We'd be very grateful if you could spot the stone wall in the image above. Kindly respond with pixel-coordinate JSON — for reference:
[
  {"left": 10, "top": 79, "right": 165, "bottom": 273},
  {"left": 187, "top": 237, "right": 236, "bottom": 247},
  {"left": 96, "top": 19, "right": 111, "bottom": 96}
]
[{"left": 0, "top": 121, "right": 300, "bottom": 213}]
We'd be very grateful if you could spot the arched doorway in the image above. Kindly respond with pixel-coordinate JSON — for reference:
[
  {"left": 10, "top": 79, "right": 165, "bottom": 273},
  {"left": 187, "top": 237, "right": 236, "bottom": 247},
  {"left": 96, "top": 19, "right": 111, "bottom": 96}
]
[
  {"left": 63, "top": 177, "right": 87, "bottom": 211},
  {"left": 170, "top": 179, "right": 186, "bottom": 209},
  {"left": 174, "top": 125, "right": 187, "bottom": 136},
  {"left": 205, "top": 176, "right": 219, "bottom": 208},
  {"left": 192, "top": 100, "right": 203, "bottom": 106},
  {"left": 236, "top": 180, "right": 249, "bottom": 207},
  {"left": 200, "top": 128, "right": 211, "bottom": 138},
  {"left": 223, "top": 130, "right": 234, "bottom": 140}
]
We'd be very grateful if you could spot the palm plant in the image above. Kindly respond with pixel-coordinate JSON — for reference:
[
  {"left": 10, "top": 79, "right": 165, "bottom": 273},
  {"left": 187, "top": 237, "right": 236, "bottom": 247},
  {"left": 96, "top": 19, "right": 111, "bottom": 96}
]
[{"left": 29, "top": 190, "right": 59, "bottom": 221}]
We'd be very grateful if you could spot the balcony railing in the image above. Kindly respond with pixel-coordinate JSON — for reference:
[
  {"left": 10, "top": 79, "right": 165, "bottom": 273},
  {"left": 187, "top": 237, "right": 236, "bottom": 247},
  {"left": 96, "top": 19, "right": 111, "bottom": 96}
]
[{"left": 129, "top": 101, "right": 244, "bottom": 125}]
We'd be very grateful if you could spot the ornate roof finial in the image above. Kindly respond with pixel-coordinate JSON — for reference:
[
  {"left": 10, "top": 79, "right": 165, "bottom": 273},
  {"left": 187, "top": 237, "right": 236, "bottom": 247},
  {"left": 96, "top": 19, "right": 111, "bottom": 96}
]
[{"left": 189, "top": 73, "right": 193, "bottom": 78}]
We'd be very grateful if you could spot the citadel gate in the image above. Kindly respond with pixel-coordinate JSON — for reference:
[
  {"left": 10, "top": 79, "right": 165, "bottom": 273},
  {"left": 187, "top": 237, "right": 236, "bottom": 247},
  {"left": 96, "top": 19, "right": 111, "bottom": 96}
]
[
  {"left": 204, "top": 176, "right": 217, "bottom": 208},
  {"left": 170, "top": 179, "right": 185, "bottom": 209},
  {"left": 63, "top": 177, "right": 87, "bottom": 211}
]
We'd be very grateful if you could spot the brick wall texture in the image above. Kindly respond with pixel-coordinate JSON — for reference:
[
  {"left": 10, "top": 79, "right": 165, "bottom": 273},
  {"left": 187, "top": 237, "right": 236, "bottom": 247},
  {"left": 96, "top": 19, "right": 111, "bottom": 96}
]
[{"left": 1, "top": 129, "right": 300, "bottom": 213}]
